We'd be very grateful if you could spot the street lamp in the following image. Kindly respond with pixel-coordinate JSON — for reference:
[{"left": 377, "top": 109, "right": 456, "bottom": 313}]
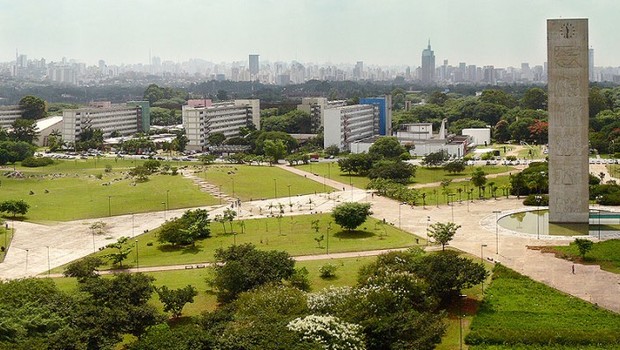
[
  {"left": 398, "top": 202, "right": 403, "bottom": 229},
  {"left": 162, "top": 202, "right": 167, "bottom": 220},
  {"left": 166, "top": 189, "right": 170, "bottom": 210},
  {"left": 448, "top": 193, "right": 456, "bottom": 222},
  {"left": 231, "top": 178, "right": 235, "bottom": 198},
  {"left": 135, "top": 239, "right": 139, "bottom": 272},
  {"left": 493, "top": 210, "right": 501, "bottom": 254},
  {"left": 596, "top": 195, "right": 603, "bottom": 239},
  {"left": 326, "top": 222, "right": 331, "bottom": 255},
  {"left": 480, "top": 244, "right": 488, "bottom": 294},
  {"left": 535, "top": 195, "right": 542, "bottom": 239},
  {"left": 219, "top": 184, "right": 222, "bottom": 205},
  {"left": 273, "top": 178, "right": 277, "bottom": 198},
  {"left": 25, "top": 248, "right": 29, "bottom": 275},
  {"left": 108, "top": 196, "right": 112, "bottom": 217},
  {"left": 46, "top": 246, "right": 51, "bottom": 277}
]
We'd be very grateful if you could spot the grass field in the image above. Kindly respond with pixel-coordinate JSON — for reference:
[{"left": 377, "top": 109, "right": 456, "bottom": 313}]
[
  {"left": 548, "top": 239, "right": 620, "bottom": 274},
  {"left": 1, "top": 160, "right": 335, "bottom": 222},
  {"left": 296, "top": 162, "right": 515, "bottom": 193},
  {"left": 0, "top": 165, "right": 218, "bottom": 222},
  {"left": 198, "top": 164, "right": 334, "bottom": 201},
  {"left": 467, "top": 264, "right": 620, "bottom": 348},
  {"left": 55, "top": 213, "right": 421, "bottom": 271}
]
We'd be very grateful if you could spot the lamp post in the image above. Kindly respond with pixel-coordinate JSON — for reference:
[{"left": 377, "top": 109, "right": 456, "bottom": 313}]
[
  {"left": 326, "top": 222, "right": 331, "bottom": 255},
  {"left": 108, "top": 196, "right": 112, "bottom": 217},
  {"left": 493, "top": 210, "right": 501, "bottom": 254},
  {"left": 287, "top": 184, "right": 291, "bottom": 203},
  {"left": 47, "top": 246, "right": 51, "bottom": 277},
  {"left": 398, "top": 202, "right": 403, "bottom": 229},
  {"left": 327, "top": 162, "right": 331, "bottom": 179},
  {"left": 132, "top": 213, "right": 135, "bottom": 238},
  {"left": 596, "top": 195, "right": 603, "bottom": 239},
  {"left": 219, "top": 184, "right": 222, "bottom": 205},
  {"left": 166, "top": 189, "right": 170, "bottom": 210},
  {"left": 25, "top": 248, "right": 29, "bottom": 275},
  {"left": 162, "top": 202, "right": 167, "bottom": 220},
  {"left": 273, "top": 178, "right": 277, "bottom": 198},
  {"left": 231, "top": 178, "right": 235, "bottom": 198},
  {"left": 480, "top": 244, "right": 488, "bottom": 294},
  {"left": 135, "top": 239, "right": 139, "bottom": 272},
  {"left": 448, "top": 193, "right": 456, "bottom": 222},
  {"left": 535, "top": 195, "right": 542, "bottom": 239}
]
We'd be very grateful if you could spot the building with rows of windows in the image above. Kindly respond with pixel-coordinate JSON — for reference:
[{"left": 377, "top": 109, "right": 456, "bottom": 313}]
[
  {"left": 61, "top": 101, "right": 150, "bottom": 144},
  {"left": 182, "top": 99, "right": 260, "bottom": 151},
  {"left": 323, "top": 104, "right": 379, "bottom": 151}
]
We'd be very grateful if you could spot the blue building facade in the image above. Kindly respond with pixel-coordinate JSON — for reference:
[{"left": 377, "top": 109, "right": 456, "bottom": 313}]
[{"left": 360, "top": 95, "right": 392, "bottom": 136}]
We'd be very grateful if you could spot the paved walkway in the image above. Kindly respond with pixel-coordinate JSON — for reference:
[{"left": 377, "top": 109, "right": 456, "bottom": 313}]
[{"left": 2, "top": 163, "right": 619, "bottom": 314}]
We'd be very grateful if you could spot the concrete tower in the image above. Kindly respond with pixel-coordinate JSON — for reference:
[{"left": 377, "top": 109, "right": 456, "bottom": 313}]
[{"left": 547, "top": 18, "right": 589, "bottom": 224}]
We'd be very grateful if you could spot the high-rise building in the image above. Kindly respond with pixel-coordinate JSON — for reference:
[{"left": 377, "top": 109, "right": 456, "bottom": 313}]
[
  {"left": 323, "top": 104, "right": 379, "bottom": 151},
  {"left": 359, "top": 95, "right": 392, "bottom": 136},
  {"left": 421, "top": 40, "right": 435, "bottom": 84},
  {"left": 249, "top": 54, "right": 259, "bottom": 76}
]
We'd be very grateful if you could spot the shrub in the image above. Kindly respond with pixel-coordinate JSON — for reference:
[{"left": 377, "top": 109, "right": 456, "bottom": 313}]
[
  {"left": 319, "top": 263, "right": 337, "bottom": 278},
  {"left": 21, "top": 157, "right": 54, "bottom": 167}
]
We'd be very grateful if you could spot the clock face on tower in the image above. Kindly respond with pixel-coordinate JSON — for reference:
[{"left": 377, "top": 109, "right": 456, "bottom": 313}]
[{"left": 560, "top": 22, "right": 576, "bottom": 39}]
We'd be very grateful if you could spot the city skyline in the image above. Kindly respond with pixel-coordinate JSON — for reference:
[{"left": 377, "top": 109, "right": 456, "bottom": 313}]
[{"left": 2, "top": 0, "right": 620, "bottom": 68}]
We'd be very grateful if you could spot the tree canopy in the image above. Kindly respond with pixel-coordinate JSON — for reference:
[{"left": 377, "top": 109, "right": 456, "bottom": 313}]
[
  {"left": 332, "top": 202, "right": 373, "bottom": 231},
  {"left": 18, "top": 95, "right": 47, "bottom": 120}
]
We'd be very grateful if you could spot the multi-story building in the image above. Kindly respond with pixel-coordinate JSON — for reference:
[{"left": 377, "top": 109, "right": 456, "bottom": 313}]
[
  {"left": 249, "top": 54, "right": 259, "bottom": 76},
  {"left": 182, "top": 99, "right": 260, "bottom": 151},
  {"left": 62, "top": 101, "right": 150, "bottom": 143},
  {"left": 297, "top": 97, "right": 347, "bottom": 132},
  {"left": 0, "top": 106, "right": 22, "bottom": 129},
  {"left": 421, "top": 41, "right": 435, "bottom": 84},
  {"left": 359, "top": 95, "right": 392, "bottom": 136},
  {"left": 323, "top": 104, "right": 379, "bottom": 151}
]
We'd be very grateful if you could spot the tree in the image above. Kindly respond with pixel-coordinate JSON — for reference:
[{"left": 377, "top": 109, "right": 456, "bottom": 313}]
[
  {"left": 332, "top": 202, "right": 373, "bottom": 231},
  {"left": 368, "top": 160, "right": 416, "bottom": 184},
  {"left": 493, "top": 119, "right": 511, "bottom": 143},
  {"left": 10, "top": 118, "right": 39, "bottom": 144},
  {"left": 471, "top": 167, "right": 488, "bottom": 198},
  {"left": 156, "top": 285, "right": 198, "bottom": 318},
  {"left": 521, "top": 87, "right": 548, "bottom": 110},
  {"left": 64, "top": 256, "right": 104, "bottom": 281},
  {"left": 208, "top": 132, "right": 226, "bottom": 146},
  {"left": 325, "top": 144, "right": 340, "bottom": 157},
  {"left": 368, "top": 136, "right": 406, "bottom": 159},
  {"left": 422, "top": 150, "right": 448, "bottom": 167},
  {"left": 211, "top": 243, "right": 296, "bottom": 303},
  {"left": 414, "top": 250, "right": 488, "bottom": 302},
  {"left": 444, "top": 160, "right": 466, "bottom": 174},
  {"left": 105, "top": 236, "right": 132, "bottom": 267},
  {"left": 337, "top": 153, "right": 377, "bottom": 175},
  {"left": 172, "top": 133, "right": 189, "bottom": 152},
  {"left": 479, "top": 89, "right": 517, "bottom": 108},
  {"left": 0, "top": 199, "right": 30, "bottom": 217},
  {"left": 130, "top": 165, "right": 150, "bottom": 182},
  {"left": 574, "top": 238, "right": 594, "bottom": 259},
  {"left": 263, "top": 139, "right": 287, "bottom": 164},
  {"left": 158, "top": 209, "right": 210, "bottom": 246},
  {"left": 427, "top": 222, "right": 461, "bottom": 250},
  {"left": 19, "top": 95, "right": 47, "bottom": 120},
  {"left": 143, "top": 159, "right": 161, "bottom": 173}
]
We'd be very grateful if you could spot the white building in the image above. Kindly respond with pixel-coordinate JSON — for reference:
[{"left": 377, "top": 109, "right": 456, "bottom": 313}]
[
  {"left": 35, "top": 116, "right": 63, "bottom": 147},
  {"left": 323, "top": 104, "right": 379, "bottom": 151},
  {"left": 62, "top": 103, "right": 149, "bottom": 143},
  {"left": 0, "top": 106, "right": 22, "bottom": 129},
  {"left": 462, "top": 128, "right": 491, "bottom": 147},
  {"left": 182, "top": 99, "right": 260, "bottom": 151},
  {"left": 396, "top": 123, "right": 434, "bottom": 141},
  {"left": 297, "top": 97, "right": 347, "bottom": 131}
]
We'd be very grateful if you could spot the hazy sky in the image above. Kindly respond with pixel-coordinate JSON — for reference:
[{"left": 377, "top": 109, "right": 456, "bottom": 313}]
[{"left": 1, "top": 0, "right": 618, "bottom": 68}]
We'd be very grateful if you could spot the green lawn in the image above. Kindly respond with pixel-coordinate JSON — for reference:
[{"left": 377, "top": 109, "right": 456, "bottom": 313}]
[
  {"left": 197, "top": 164, "right": 336, "bottom": 201},
  {"left": 550, "top": 239, "right": 620, "bottom": 274},
  {"left": 417, "top": 174, "right": 513, "bottom": 206},
  {"left": 57, "top": 213, "right": 422, "bottom": 271},
  {"left": 467, "top": 264, "right": 620, "bottom": 348},
  {"left": 0, "top": 163, "right": 218, "bottom": 222},
  {"left": 52, "top": 255, "right": 377, "bottom": 317},
  {"left": 296, "top": 162, "right": 515, "bottom": 192}
]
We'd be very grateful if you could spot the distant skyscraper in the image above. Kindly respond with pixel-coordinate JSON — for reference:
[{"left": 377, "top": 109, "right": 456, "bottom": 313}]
[
  {"left": 421, "top": 40, "right": 435, "bottom": 84},
  {"left": 249, "top": 54, "right": 259, "bottom": 76}
]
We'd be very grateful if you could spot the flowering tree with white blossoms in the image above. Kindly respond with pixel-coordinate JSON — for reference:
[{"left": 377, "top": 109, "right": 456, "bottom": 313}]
[{"left": 287, "top": 314, "right": 365, "bottom": 350}]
